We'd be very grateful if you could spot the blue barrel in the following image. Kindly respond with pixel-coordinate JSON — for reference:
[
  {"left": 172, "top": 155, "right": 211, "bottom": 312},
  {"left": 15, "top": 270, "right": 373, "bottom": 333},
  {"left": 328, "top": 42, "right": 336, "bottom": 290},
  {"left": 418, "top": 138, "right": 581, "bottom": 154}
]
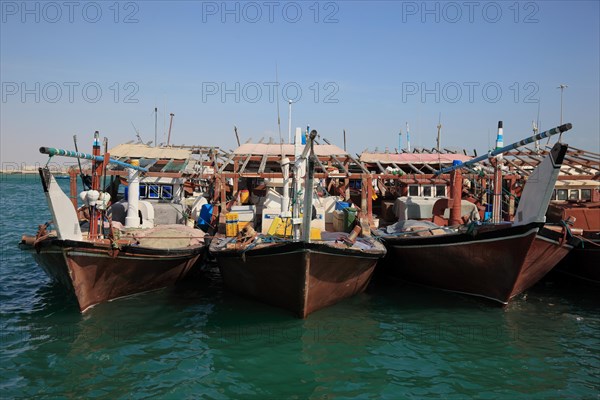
[
  {"left": 335, "top": 201, "right": 351, "bottom": 211},
  {"left": 197, "top": 204, "right": 213, "bottom": 231}
]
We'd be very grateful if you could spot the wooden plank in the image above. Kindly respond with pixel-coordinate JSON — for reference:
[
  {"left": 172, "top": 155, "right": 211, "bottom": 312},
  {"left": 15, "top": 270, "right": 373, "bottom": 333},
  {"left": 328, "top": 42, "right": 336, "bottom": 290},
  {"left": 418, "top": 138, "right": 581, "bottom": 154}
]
[
  {"left": 330, "top": 155, "right": 348, "bottom": 174},
  {"left": 406, "top": 163, "right": 422, "bottom": 174},
  {"left": 218, "top": 152, "right": 236, "bottom": 173},
  {"left": 239, "top": 154, "right": 253, "bottom": 174},
  {"left": 258, "top": 153, "right": 268, "bottom": 173}
]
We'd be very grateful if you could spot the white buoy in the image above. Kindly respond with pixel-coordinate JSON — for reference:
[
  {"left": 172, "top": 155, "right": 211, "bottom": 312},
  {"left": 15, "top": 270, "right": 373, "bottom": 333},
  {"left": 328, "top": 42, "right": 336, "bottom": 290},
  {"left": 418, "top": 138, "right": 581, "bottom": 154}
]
[{"left": 125, "top": 160, "right": 141, "bottom": 228}]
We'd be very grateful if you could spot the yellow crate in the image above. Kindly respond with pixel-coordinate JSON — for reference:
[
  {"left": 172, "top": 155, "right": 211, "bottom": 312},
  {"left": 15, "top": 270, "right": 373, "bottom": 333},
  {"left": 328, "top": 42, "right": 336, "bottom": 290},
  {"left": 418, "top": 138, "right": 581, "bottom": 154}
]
[
  {"left": 225, "top": 213, "right": 239, "bottom": 237},
  {"left": 238, "top": 221, "right": 252, "bottom": 231},
  {"left": 267, "top": 216, "right": 294, "bottom": 237},
  {"left": 267, "top": 216, "right": 322, "bottom": 240},
  {"left": 310, "top": 227, "right": 322, "bottom": 240}
]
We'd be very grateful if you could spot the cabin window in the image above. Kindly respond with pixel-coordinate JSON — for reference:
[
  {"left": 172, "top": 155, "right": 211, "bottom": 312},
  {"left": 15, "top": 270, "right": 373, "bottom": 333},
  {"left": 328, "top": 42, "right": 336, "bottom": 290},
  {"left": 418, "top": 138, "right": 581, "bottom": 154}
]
[
  {"left": 551, "top": 189, "right": 556, "bottom": 200},
  {"left": 556, "top": 189, "right": 568, "bottom": 200},
  {"left": 148, "top": 185, "right": 160, "bottom": 199},
  {"left": 161, "top": 185, "right": 173, "bottom": 199},
  {"left": 408, "top": 185, "right": 419, "bottom": 196},
  {"left": 581, "top": 189, "right": 592, "bottom": 201},
  {"left": 435, "top": 185, "right": 446, "bottom": 197},
  {"left": 139, "top": 185, "right": 147, "bottom": 198},
  {"left": 422, "top": 185, "right": 432, "bottom": 197},
  {"left": 569, "top": 190, "right": 579, "bottom": 200}
]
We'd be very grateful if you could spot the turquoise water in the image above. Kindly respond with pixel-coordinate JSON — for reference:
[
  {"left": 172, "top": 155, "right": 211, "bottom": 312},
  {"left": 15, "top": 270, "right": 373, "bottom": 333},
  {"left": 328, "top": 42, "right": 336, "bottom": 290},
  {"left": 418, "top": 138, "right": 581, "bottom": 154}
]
[{"left": 1, "top": 174, "right": 598, "bottom": 399}]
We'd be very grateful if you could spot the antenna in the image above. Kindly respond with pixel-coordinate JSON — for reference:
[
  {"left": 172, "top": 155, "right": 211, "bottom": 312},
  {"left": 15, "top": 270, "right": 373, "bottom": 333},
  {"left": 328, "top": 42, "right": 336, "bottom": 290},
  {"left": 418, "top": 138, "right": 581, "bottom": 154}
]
[
  {"left": 436, "top": 113, "right": 442, "bottom": 153},
  {"left": 234, "top": 126, "right": 241, "bottom": 147},
  {"left": 406, "top": 122, "right": 411, "bottom": 152},
  {"left": 131, "top": 122, "right": 142, "bottom": 143},
  {"left": 167, "top": 113, "right": 175, "bottom": 146},
  {"left": 288, "top": 99, "right": 293, "bottom": 144},
  {"left": 275, "top": 63, "right": 282, "bottom": 143},
  {"left": 436, "top": 114, "right": 442, "bottom": 169},
  {"left": 533, "top": 119, "right": 539, "bottom": 152},
  {"left": 398, "top": 128, "right": 402, "bottom": 152},
  {"left": 275, "top": 64, "right": 283, "bottom": 148},
  {"left": 557, "top": 84, "right": 568, "bottom": 141},
  {"left": 533, "top": 101, "right": 541, "bottom": 151},
  {"left": 154, "top": 107, "right": 158, "bottom": 148}
]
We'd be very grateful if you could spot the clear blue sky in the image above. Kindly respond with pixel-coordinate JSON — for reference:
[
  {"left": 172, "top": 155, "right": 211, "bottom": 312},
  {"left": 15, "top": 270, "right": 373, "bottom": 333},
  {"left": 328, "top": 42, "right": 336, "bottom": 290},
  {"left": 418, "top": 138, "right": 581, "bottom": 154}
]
[{"left": 1, "top": 0, "right": 599, "bottom": 165}]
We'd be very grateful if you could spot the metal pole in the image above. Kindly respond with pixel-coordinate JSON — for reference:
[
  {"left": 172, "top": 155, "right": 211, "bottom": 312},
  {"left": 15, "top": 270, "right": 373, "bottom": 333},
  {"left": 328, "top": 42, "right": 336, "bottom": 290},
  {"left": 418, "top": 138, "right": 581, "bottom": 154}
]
[
  {"left": 234, "top": 126, "right": 241, "bottom": 147},
  {"left": 288, "top": 100, "right": 292, "bottom": 144},
  {"left": 557, "top": 84, "right": 567, "bottom": 141},
  {"left": 435, "top": 123, "right": 573, "bottom": 175},
  {"left": 154, "top": 107, "right": 158, "bottom": 147},
  {"left": 39, "top": 147, "right": 148, "bottom": 172},
  {"left": 301, "top": 130, "right": 318, "bottom": 243},
  {"left": 167, "top": 113, "right": 175, "bottom": 146}
]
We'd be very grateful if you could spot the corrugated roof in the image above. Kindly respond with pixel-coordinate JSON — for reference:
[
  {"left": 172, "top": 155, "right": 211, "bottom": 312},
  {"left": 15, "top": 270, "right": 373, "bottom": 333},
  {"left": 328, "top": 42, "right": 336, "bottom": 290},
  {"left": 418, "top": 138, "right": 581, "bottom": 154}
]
[
  {"left": 109, "top": 143, "right": 192, "bottom": 160},
  {"left": 234, "top": 143, "right": 347, "bottom": 157},
  {"left": 359, "top": 152, "right": 472, "bottom": 164}
]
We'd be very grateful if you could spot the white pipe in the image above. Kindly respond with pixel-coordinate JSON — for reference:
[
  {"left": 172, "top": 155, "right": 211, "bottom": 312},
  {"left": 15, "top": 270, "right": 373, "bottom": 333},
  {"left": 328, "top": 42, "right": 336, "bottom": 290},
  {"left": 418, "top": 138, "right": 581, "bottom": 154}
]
[
  {"left": 302, "top": 154, "right": 314, "bottom": 243},
  {"left": 292, "top": 127, "right": 308, "bottom": 241},
  {"left": 281, "top": 157, "right": 291, "bottom": 218},
  {"left": 125, "top": 160, "right": 141, "bottom": 228},
  {"left": 301, "top": 130, "right": 317, "bottom": 243}
]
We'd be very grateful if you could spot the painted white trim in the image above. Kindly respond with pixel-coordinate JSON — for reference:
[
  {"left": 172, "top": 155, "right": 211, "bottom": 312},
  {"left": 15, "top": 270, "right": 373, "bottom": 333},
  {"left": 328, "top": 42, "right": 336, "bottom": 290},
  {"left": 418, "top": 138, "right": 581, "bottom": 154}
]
[{"left": 389, "top": 227, "right": 539, "bottom": 249}]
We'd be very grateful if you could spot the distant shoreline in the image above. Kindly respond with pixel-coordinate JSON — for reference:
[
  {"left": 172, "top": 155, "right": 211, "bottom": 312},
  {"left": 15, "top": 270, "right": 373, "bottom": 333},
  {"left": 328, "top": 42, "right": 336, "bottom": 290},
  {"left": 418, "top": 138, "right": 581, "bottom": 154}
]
[{"left": 0, "top": 170, "right": 69, "bottom": 175}]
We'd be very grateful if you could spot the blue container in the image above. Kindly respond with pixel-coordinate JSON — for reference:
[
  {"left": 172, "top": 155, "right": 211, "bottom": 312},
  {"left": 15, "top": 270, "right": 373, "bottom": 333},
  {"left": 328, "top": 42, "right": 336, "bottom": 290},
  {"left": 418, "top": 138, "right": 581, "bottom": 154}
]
[
  {"left": 335, "top": 201, "right": 351, "bottom": 211},
  {"left": 197, "top": 204, "right": 214, "bottom": 231}
]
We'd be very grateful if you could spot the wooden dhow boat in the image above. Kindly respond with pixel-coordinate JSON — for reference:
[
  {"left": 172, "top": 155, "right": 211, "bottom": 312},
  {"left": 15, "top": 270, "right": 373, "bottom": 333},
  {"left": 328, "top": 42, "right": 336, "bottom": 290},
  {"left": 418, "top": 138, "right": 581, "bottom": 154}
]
[
  {"left": 547, "top": 201, "right": 600, "bottom": 284},
  {"left": 209, "top": 129, "right": 386, "bottom": 318},
  {"left": 19, "top": 133, "right": 206, "bottom": 312},
  {"left": 378, "top": 124, "right": 573, "bottom": 304}
]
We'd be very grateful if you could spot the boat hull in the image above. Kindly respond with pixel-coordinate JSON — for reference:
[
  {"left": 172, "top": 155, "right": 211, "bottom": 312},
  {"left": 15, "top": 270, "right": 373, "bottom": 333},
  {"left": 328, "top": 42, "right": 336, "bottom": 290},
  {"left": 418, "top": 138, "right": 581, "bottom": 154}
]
[
  {"left": 213, "top": 241, "right": 383, "bottom": 318},
  {"left": 556, "top": 237, "right": 600, "bottom": 284},
  {"left": 382, "top": 223, "right": 542, "bottom": 304},
  {"left": 22, "top": 238, "right": 204, "bottom": 311},
  {"left": 514, "top": 226, "right": 576, "bottom": 295},
  {"left": 546, "top": 203, "right": 600, "bottom": 284}
]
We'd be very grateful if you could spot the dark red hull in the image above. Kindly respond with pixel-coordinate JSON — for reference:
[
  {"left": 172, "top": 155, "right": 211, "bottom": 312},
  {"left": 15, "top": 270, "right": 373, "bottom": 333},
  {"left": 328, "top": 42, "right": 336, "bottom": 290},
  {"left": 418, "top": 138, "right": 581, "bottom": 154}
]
[
  {"left": 22, "top": 238, "right": 204, "bottom": 311},
  {"left": 382, "top": 223, "right": 543, "bottom": 304},
  {"left": 212, "top": 240, "right": 385, "bottom": 318},
  {"left": 546, "top": 203, "right": 600, "bottom": 284},
  {"left": 514, "top": 226, "right": 576, "bottom": 294},
  {"left": 556, "top": 237, "right": 600, "bottom": 284}
]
